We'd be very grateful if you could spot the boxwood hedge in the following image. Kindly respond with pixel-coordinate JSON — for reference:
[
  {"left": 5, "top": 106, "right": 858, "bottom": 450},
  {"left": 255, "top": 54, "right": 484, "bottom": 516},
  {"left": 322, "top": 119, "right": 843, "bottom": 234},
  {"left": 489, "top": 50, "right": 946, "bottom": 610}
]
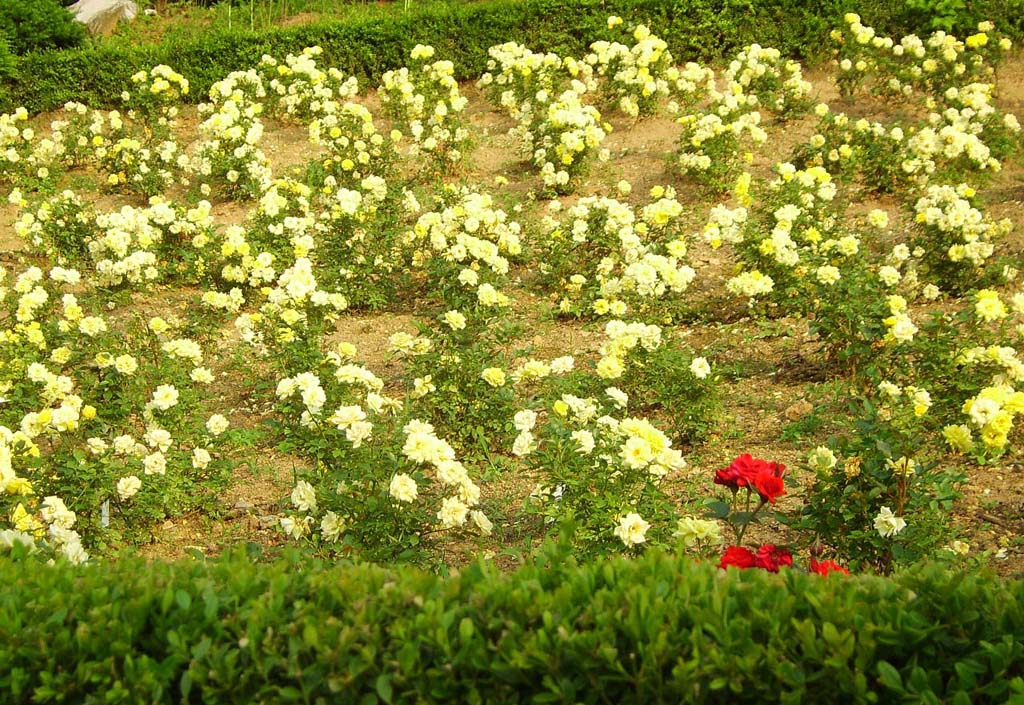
[{"left": 2, "top": 547, "right": 1023, "bottom": 704}]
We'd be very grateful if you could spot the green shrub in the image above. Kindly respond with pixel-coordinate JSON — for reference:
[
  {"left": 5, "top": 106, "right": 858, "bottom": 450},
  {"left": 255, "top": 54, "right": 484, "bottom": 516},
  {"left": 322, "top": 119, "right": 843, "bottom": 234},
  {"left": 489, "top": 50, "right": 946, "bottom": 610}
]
[
  {"left": 0, "top": 0, "right": 87, "bottom": 56},
  {"left": 1, "top": 547, "right": 1023, "bottom": 703}
]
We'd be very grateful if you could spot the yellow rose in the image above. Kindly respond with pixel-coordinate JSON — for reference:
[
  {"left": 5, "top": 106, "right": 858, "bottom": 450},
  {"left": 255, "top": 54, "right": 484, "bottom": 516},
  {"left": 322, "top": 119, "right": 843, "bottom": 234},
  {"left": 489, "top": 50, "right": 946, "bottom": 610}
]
[{"left": 481, "top": 367, "right": 506, "bottom": 387}]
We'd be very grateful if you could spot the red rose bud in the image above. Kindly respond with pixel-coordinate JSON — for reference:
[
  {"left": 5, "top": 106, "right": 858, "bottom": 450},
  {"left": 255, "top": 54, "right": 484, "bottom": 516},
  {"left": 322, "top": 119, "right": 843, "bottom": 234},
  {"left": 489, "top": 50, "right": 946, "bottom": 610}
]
[
  {"left": 719, "top": 545, "right": 757, "bottom": 569},
  {"left": 754, "top": 544, "right": 793, "bottom": 572},
  {"left": 809, "top": 559, "right": 850, "bottom": 577},
  {"left": 754, "top": 471, "right": 786, "bottom": 504}
]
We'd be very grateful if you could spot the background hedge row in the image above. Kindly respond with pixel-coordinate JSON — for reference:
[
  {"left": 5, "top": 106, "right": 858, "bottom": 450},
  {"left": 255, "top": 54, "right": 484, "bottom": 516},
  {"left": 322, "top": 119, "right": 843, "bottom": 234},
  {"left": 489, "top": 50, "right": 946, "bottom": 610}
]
[
  {"left": 2, "top": 0, "right": 1023, "bottom": 114},
  {"left": 2, "top": 548, "right": 1023, "bottom": 704}
]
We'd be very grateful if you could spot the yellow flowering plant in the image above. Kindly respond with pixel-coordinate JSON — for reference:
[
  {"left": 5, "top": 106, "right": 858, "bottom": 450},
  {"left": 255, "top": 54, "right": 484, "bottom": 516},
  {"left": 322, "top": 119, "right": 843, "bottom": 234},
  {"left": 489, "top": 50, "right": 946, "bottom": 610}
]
[
  {"left": 830, "top": 13, "right": 887, "bottom": 98},
  {"left": 83, "top": 65, "right": 191, "bottom": 197},
  {"left": 723, "top": 44, "right": 813, "bottom": 120},
  {"left": 392, "top": 312, "right": 519, "bottom": 457},
  {"left": 271, "top": 348, "right": 491, "bottom": 564},
  {"left": 15, "top": 196, "right": 213, "bottom": 289},
  {"left": 825, "top": 19, "right": 1020, "bottom": 195},
  {"left": 403, "top": 185, "right": 521, "bottom": 311},
  {"left": 528, "top": 89, "right": 608, "bottom": 195},
  {"left": 477, "top": 42, "right": 585, "bottom": 122},
  {"left": 192, "top": 69, "right": 273, "bottom": 200},
  {"left": 790, "top": 107, "right": 995, "bottom": 196},
  {"left": 536, "top": 188, "right": 695, "bottom": 322},
  {"left": 585, "top": 22, "right": 680, "bottom": 118},
  {"left": 555, "top": 322, "right": 720, "bottom": 446},
  {"left": 789, "top": 107, "right": 882, "bottom": 191},
  {"left": 833, "top": 17, "right": 1014, "bottom": 102},
  {"left": 0, "top": 266, "right": 235, "bottom": 552},
  {"left": 14, "top": 189, "right": 94, "bottom": 260},
  {"left": 379, "top": 46, "right": 471, "bottom": 175},
  {"left": 908, "top": 183, "right": 1012, "bottom": 293},
  {"left": 242, "top": 261, "right": 350, "bottom": 376},
  {"left": 675, "top": 109, "right": 765, "bottom": 193},
  {"left": 308, "top": 100, "right": 400, "bottom": 191},
  {"left": 795, "top": 393, "right": 964, "bottom": 573},
  {"left": 258, "top": 46, "right": 359, "bottom": 123},
  {"left": 0, "top": 108, "right": 38, "bottom": 186},
  {"left": 124, "top": 65, "right": 188, "bottom": 139},
  {"left": 727, "top": 167, "right": 915, "bottom": 369},
  {"left": 850, "top": 117, "right": 923, "bottom": 194},
  {"left": 521, "top": 393, "right": 684, "bottom": 559},
  {"left": 99, "top": 136, "right": 182, "bottom": 198},
  {"left": 477, "top": 42, "right": 606, "bottom": 194},
  {"left": 38, "top": 101, "right": 101, "bottom": 173},
  {"left": 0, "top": 103, "right": 99, "bottom": 194},
  {"left": 311, "top": 176, "right": 411, "bottom": 310}
]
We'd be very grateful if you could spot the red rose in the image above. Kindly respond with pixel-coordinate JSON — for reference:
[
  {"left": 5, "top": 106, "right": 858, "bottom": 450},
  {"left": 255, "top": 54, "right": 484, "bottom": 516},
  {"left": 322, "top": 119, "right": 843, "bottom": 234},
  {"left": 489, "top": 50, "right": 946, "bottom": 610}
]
[
  {"left": 754, "top": 471, "right": 786, "bottom": 504},
  {"left": 714, "top": 454, "right": 757, "bottom": 489},
  {"left": 712, "top": 465, "right": 745, "bottom": 487},
  {"left": 713, "top": 463, "right": 746, "bottom": 490},
  {"left": 732, "top": 453, "right": 765, "bottom": 486},
  {"left": 715, "top": 454, "right": 786, "bottom": 491},
  {"left": 754, "top": 544, "right": 793, "bottom": 572},
  {"left": 719, "top": 545, "right": 757, "bottom": 569},
  {"left": 759, "top": 458, "right": 786, "bottom": 480},
  {"left": 809, "top": 559, "right": 850, "bottom": 577}
]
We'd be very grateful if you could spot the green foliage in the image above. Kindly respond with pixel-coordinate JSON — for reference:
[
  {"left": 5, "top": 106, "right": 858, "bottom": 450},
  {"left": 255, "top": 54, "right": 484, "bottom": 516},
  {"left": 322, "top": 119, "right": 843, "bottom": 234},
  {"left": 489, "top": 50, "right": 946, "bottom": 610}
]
[
  {"left": 401, "top": 320, "right": 517, "bottom": 456},
  {"left": 616, "top": 336, "right": 720, "bottom": 445},
  {"left": 794, "top": 395, "right": 965, "bottom": 573},
  {"left": 0, "top": 0, "right": 87, "bottom": 56},
  {"left": 2, "top": 549, "right": 1024, "bottom": 703},
  {"left": 905, "top": 0, "right": 984, "bottom": 33},
  {"left": 0, "top": 35, "right": 15, "bottom": 84}
]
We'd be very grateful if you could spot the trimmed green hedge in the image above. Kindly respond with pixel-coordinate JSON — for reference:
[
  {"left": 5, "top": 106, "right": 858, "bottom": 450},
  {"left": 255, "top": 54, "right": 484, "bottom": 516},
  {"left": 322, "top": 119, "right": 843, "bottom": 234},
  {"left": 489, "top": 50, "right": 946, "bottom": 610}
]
[
  {"left": 2, "top": 548, "right": 1023, "bottom": 703},
  {"left": 3, "top": 0, "right": 1023, "bottom": 114}
]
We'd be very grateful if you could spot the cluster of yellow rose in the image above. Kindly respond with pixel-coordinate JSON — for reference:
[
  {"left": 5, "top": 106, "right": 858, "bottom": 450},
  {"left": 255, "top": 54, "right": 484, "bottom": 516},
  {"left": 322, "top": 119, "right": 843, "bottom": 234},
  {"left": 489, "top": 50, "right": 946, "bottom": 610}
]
[
  {"left": 722, "top": 43, "right": 813, "bottom": 118},
  {"left": 539, "top": 186, "right": 692, "bottom": 319},
  {"left": 259, "top": 46, "right": 359, "bottom": 121},
  {"left": 585, "top": 23, "right": 679, "bottom": 118},
  {"left": 380, "top": 45, "right": 470, "bottom": 170},
  {"left": 0, "top": 260, "right": 234, "bottom": 560},
  {"left": 834, "top": 15, "right": 1013, "bottom": 99},
  {"left": 193, "top": 69, "right": 273, "bottom": 199}
]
